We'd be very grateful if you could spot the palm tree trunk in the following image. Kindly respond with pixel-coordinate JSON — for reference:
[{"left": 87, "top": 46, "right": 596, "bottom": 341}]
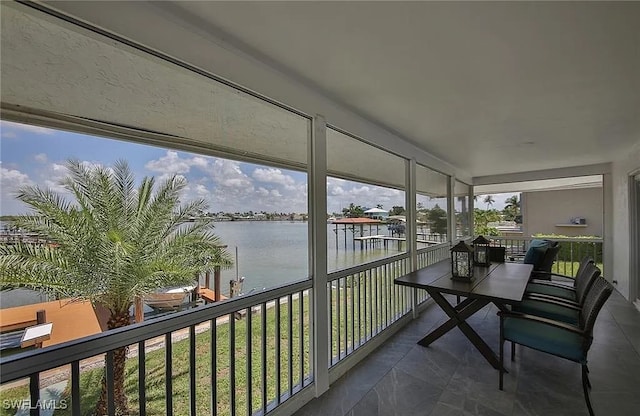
[{"left": 96, "top": 310, "right": 131, "bottom": 416}]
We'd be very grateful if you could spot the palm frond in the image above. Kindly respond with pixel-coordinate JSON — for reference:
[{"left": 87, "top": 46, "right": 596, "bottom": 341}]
[{"left": 1, "top": 159, "right": 231, "bottom": 317}]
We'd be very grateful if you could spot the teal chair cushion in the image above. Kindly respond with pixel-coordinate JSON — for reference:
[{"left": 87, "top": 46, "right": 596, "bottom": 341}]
[
  {"left": 525, "top": 282, "right": 576, "bottom": 301},
  {"left": 513, "top": 299, "right": 580, "bottom": 326},
  {"left": 503, "top": 317, "right": 585, "bottom": 363},
  {"left": 523, "top": 239, "right": 549, "bottom": 268}
]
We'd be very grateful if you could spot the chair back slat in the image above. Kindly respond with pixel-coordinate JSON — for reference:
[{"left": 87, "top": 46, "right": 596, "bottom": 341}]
[
  {"left": 573, "top": 256, "right": 595, "bottom": 289},
  {"left": 575, "top": 262, "right": 599, "bottom": 305},
  {"left": 580, "top": 275, "right": 613, "bottom": 336},
  {"left": 537, "top": 244, "right": 560, "bottom": 273}
]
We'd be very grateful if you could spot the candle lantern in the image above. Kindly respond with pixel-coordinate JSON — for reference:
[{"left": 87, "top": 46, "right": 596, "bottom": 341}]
[
  {"left": 472, "top": 235, "right": 491, "bottom": 267},
  {"left": 450, "top": 241, "right": 474, "bottom": 280}
]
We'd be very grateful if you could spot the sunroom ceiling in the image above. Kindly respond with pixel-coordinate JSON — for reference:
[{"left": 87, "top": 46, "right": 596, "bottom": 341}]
[{"left": 24, "top": 1, "right": 640, "bottom": 179}]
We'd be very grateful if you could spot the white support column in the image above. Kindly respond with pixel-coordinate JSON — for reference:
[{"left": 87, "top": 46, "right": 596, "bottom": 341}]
[
  {"left": 469, "top": 184, "right": 475, "bottom": 237},
  {"left": 406, "top": 159, "right": 418, "bottom": 317},
  {"left": 602, "top": 172, "right": 613, "bottom": 283},
  {"left": 448, "top": 177, "right": 456, "bottom": 244},
  {"left": 406, "top": 158, "right": 417, "bottom": 271},
  {"left": 309, "top": 115, "right": 329, "bottom": 397}
]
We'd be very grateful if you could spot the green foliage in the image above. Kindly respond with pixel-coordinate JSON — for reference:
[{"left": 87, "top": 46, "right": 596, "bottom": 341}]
[
  {"left": 473, "top": 208, "right": 501, "bottom": 236},
  {"left": 389, "top": 206, "right": 405, "bottom": 216},
  {"left": 427, "top": 204, "right": 447, "bottom": 235},
  {"left": 0, "top": 159, "right": 233, "bottom": 315},
  {"left": 483, "top": 195, "right": 495, "bottom": 209},
  {"left": 533, "top": 233, "right": 603, "bottom": 261},
  {"left": 502, "top": 195, "right": 521, "bottom": 221},
  {"left": 342, "top": 203, "right": 365, "bottom": 218},
  {"left": 475, "top": 225, "right": 500, "bottom": 236}
]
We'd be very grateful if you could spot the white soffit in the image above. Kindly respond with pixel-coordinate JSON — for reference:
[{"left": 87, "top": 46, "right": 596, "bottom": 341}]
[{"left": 475, "top": 175, "right": 603, "bottom": 195}]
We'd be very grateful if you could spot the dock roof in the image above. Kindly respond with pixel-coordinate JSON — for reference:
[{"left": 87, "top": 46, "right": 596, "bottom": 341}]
[{"left": 331, "top": 218, "right": 382, "bottom": 225}]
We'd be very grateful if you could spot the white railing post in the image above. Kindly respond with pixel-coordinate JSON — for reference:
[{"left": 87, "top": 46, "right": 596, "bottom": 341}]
[
  {"left": 406, "top": 158, "right": 418, "bottom": 317},
  {"left": 309, "top": 114, "right": 329, "bottom": 396},
  {"left": 469, "top": 183, "right": 475, "bottom": 236},
  {"left": 448, "top": 177, "right": 455, "bottom": 243},
  {"left": 603, "top": 172, "right": 614, "bottom": 282}
]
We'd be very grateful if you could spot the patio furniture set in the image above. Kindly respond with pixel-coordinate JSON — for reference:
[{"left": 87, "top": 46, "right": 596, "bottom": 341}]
[{"left": 395, "top": 239, "right": 612, "bottom": 416}]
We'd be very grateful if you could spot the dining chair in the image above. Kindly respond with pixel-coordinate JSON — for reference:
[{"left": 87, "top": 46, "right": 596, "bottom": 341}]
[
  {"left": 525, "top": 256, "right": 594, "bottom": 301},
  {"left": 529, "top": 243, "right": 561, "bottom": 280},
  {"left": 512, "top": 262, "right": 601, "bottom": 325},
  {"left": 498, "top": 275, "right": 613, "bottom": 416}
]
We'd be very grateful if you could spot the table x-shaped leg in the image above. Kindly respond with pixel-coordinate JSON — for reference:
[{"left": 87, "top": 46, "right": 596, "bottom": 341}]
[{"left": 418, "top": 290, "right": 504, "bottom": 370}]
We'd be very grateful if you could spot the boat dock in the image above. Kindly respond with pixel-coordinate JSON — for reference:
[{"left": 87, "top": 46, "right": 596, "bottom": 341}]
[
  {"left": 0, "top": 299, "right": 102, "bottom": 349},
  {"left": 353, "top": 235, "right": 441, "bottom": 250}
]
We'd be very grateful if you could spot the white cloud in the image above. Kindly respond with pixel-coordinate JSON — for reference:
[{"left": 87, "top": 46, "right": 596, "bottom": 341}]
[
  {"left": 1, "top": 166, "right": 34, "bottom": 189},
  {"left": 0, "top": 166, "right": 35, "bottom": 215},
  {"left": 190, "top": 157, "right": 208, "bottom": 169},
  {"left": 34, "top": 153, "right": 48, "bottom": 163},
  {"left": 211, "top": 159, "right": 253, "bottom": 189},
  {"left": 252, "top": 168, "right": 295, "bottom": 187},
  {"left": 326, "top": 177, "right": 405, "bottom": 214},
  {"left": 0, "top": 120, "right": 55, "bottom": 136},
  {"left": 194, "top": 184, "right": 210, "bottom": 197},
  {"left": 327, "top": 178, "right": 347, "bottom": 196},
  {"left": 145, "top": 151, "right": 191, "bottom": 175},
  {"left": 145, "top": 151, "right": 209, "bottom": 175},
  {"left": 43, "top": 163, "right": 71, "bottom": 194}
]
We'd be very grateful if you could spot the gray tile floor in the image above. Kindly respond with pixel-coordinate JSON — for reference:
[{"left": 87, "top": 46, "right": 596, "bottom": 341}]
[{"left": 295, "top": 290, "right": 640, "bottom": 416}]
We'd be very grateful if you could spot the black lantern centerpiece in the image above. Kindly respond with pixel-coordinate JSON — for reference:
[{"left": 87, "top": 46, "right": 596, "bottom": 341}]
[
  {"left": 472, "top": 235, "right": 491, "bottom": 267},
  {"left": 450, "top": 241, "right": 474, "bottom": 280}
]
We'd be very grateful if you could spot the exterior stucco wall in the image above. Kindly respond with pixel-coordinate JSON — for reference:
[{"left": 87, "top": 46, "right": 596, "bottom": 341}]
[
  {"left": 521, "top": 187, "right": 603, "bottom": 237},
  {"left": 611, "top": 142, "right": 640, "bottom": 300}
]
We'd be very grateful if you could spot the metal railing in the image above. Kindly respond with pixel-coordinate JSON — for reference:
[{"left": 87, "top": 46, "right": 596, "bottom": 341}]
[
  {"left": 0, "top": 280, "right": 313, "bottom": 416},
  {"left": 326, "top": 243, "right": 451, "bottom": 367},
  {"left": 488, "top": 236, "right": 604, "bottom": 276},
  {"left": 417, "top": 242, "right": 450, "bottom": 269},
  {"left": 0, "top": 244, "right": 455, "bottom": 415},
  {"left": 326, "top": 253, "right": 409, "bottom": 367},
  {"left": 415, "top": 242, "right": 451, "bottom": 304}
]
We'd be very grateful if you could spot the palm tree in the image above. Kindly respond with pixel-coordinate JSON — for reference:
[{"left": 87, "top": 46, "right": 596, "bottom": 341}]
[
  {"left": 483, "top": 195, "right": 495, "bottom": 210},
  {"left": 0, "top": 160, "right": 232, "bottom": 415},
  {"left": 504, "top": 195, "right": 520, "bottom": 211},
  {"left": 503, "top": 194, "right": 521, "bottom": 221}
]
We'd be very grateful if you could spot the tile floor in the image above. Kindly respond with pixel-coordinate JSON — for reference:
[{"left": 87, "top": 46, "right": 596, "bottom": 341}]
[{"left": 295, "top": 290, "right": 640, "bottom": 416}]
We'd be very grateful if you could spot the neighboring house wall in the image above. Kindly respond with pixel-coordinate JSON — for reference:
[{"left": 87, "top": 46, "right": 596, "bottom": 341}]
[
  {"left": 521, "top": 187, "right": 603, "bottom": 237},
  {"left": 611, "top": 141, "right": 640, "bottom": 301}
]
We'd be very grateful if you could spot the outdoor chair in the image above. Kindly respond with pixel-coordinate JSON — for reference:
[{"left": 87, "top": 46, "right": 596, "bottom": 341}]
[
  {"left": 512, "top": 263, "right": 601, "bottom": 326},
  {"left": 528, "top": 241, "right": 560, "bottom": 280},
  {"left": 499, "top": 275, "right": 613, "bottom": 416},
  {"left": 525, "top": 256, "right": 594, "bottom": 301},
  {"left": 489, "top": 246, "right": 506, "bottom": 263}
]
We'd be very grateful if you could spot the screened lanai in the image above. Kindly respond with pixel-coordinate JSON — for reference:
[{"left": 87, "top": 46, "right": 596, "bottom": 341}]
[{"left": 1, "top": 1, "right": 639, "bottom": 416}]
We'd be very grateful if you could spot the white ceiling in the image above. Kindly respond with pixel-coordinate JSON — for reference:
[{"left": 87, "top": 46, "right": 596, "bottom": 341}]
[{"left": 39, "top": 1, "right": 640, "bottom": 179}]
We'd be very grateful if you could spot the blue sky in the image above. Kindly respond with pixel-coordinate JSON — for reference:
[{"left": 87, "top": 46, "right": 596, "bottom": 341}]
[
  {"left": 0, "top": 120, "right": 514, "bottom": 216},
  {"left": 0, "top": 121, "right": 407, "bottom": 215}
]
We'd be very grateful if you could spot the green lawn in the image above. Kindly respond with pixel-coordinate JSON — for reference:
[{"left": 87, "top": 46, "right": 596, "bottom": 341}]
[{"left": 552, "top": 260, "right": 604, "bottom": 278}]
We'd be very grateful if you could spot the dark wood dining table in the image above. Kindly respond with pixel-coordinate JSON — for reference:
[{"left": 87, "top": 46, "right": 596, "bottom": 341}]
[{"left": 395, "top": 259, "right": 533, "bottom": 370}]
